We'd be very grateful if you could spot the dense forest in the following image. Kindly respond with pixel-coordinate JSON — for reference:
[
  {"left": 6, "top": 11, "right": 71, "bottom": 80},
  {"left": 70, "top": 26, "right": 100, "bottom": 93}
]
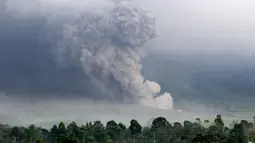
[{"left": 0, "top": 115, "right": 255, "bottom": 143}]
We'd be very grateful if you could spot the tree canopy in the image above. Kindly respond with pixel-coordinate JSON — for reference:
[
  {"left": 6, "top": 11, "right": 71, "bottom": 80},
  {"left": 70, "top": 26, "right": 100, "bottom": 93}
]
[{"left": 0, "top": 115, "right": 254, "bottom": 143}]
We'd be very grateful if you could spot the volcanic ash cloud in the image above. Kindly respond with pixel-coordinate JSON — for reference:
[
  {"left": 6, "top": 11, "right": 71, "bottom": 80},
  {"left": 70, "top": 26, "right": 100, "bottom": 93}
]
[{"left": 51, "top": 1, "right": 173, "bottom": 109}]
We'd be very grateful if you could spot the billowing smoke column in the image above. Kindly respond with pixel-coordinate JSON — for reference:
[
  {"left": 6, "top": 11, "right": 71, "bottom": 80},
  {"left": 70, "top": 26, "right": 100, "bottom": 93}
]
[
  {"left": 3, "top": 0, "right": 173, "bottom": 109},
  {"left": 52, "top": 1, "right": 173, "bottom": 109}
]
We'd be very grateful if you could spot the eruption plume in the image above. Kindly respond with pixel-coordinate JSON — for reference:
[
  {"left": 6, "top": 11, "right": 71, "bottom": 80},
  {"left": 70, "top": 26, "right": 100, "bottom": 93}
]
[
  {"left": 51, "top": 1, "right": 173, "bottom": 109},
  {"left": 4, "top": 0, "right": 173, "bottom": 109}
]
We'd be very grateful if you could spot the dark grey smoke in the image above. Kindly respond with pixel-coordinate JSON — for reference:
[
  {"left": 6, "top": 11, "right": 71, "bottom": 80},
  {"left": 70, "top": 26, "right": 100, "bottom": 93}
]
[
  {"left": 0, "top": 15, "right": 95, "bottom": 97},
  {"left": 0, "top": 0, "right": 173, "bottom": 109}
]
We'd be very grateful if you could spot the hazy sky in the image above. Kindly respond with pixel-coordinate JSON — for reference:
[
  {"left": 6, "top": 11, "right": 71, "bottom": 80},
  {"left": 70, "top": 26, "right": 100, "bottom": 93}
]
[
  {"left": 135, "top": 0, "right": 255, "bottom": 56},
  {"left": 1, "top": 0, "right": 255, "bottom": 126},
  {"left": 2, "top": 0, "right": 255, "bottom": 99},
  {"left": 5, "top": 0, "right": 255, "bottom": 55}
]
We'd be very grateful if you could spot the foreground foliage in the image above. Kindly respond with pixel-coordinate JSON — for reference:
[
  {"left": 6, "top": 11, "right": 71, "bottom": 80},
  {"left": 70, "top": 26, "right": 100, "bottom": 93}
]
[{"left": 0, "top": 115, "right": 255, "bottom": 143}]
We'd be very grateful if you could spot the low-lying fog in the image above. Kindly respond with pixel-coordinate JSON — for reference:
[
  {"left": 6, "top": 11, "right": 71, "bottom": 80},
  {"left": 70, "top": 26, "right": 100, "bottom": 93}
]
[{"left": 0, "top": 95, "right": 254, "bottom": 128}]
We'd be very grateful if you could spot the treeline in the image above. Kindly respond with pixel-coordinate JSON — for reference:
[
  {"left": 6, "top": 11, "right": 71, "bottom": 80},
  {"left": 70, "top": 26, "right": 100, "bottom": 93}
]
[{"left": 0, "top": 115, "right": 255, "bottom": 143}]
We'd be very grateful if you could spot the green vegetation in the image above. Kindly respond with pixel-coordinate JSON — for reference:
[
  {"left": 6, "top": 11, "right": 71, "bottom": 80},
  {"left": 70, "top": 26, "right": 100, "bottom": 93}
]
[{"left": 0, "top": 115, "right": 255, "bottom": 143}]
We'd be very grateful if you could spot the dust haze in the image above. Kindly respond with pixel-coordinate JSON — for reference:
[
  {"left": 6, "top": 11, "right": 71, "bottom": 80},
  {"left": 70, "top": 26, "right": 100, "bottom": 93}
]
[{"left": 0, "top": 96, "right": 236, "bottom": 128}]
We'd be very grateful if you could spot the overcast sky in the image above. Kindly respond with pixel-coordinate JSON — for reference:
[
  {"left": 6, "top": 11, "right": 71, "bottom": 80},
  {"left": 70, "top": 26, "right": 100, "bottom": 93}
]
[
  {"left": 134, "top": 0, "right": 255, "bottom": 56},
  {"left": 5, "top": 0, "right": 255, "bottom": 56},
  {"left": 2, "top": 0, "right": 255, "bottom": 94},
  {"left": 1, "top": 0, "right": 255, "bottom": 126}
]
